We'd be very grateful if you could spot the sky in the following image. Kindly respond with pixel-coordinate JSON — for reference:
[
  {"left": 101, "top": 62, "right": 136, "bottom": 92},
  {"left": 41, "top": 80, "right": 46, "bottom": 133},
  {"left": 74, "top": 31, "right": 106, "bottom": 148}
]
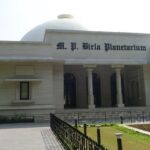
[{"left": 0, "top": 0, "right": 150, "bottom": 41}]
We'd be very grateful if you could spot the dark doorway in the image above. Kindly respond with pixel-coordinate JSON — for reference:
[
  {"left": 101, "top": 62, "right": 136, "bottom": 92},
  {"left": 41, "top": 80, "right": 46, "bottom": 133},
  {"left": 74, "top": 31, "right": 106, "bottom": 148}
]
[
  {"left": 93, "top": 73, "right": 101, "bottom": 107},
  {"left": 64, "top": 73, "right": 76, "bottom": 108},
  {"left": 110, "top": 73, "right": 125, "bottom": 107},
  {"left": 130, "top": 80, "right": 139, "bottom": 106},
  {"left": 111, "top": 73, "right": 117, "bottom": 106}
]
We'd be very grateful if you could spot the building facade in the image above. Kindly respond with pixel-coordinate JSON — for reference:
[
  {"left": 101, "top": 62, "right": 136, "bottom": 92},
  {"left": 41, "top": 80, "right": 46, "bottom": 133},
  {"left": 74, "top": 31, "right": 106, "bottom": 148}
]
[{"left": 0, "top": 14, "right": 150, "bottom": 117}]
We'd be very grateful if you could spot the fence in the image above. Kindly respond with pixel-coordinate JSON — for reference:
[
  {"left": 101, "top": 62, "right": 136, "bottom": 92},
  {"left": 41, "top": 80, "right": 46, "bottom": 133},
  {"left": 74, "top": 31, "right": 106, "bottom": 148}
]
[{"left": 50, "top": 113, "right": 107, "bottom": 150}]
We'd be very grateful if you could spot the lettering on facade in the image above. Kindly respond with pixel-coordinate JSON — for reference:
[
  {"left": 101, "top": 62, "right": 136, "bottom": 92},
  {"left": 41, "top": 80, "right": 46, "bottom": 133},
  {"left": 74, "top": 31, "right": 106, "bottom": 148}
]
[
  {"left": 82, "top": 43, "right": 101, "bottom": 50},
  {"left": 56, "top": 42, "right": 67, "bottom": 50},
  {"left": 71, "top": 42, "right": 78, "bottom": 51},
  {"left": 104, "top": 43, "right": 146, "bottom": 51},
  {"left": 56, "top": 42, "right": 147, "bottom": 52}
]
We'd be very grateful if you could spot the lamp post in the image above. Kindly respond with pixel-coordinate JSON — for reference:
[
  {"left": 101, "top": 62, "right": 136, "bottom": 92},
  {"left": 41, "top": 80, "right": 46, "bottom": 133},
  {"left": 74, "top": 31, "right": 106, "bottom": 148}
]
[
  {"left": 97, "top": 127, "right": 101, "bottom": 146},
  {"left": 115, "top": 133, "right": 123, "bottom": 150}
]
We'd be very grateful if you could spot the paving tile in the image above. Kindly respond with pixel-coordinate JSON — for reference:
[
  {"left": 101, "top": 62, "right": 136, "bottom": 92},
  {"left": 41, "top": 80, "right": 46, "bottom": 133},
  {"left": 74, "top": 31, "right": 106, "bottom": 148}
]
[{"left": 0, "top": 123, "right": 64, "bottom": 150}]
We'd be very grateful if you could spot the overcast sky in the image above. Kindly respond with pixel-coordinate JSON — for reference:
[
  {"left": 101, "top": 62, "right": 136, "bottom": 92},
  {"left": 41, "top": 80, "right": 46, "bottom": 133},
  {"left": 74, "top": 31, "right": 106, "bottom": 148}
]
[{"left": 0, "top": 0, "right": 150, "bottom": 41}]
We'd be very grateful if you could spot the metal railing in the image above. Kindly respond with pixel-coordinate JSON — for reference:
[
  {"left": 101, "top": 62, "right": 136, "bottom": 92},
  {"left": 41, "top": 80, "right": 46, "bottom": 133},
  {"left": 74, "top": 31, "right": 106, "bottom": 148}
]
[
  {"left": 50, "top": 113, "right": 107, "bottom": 150},
  {"left": 55, "top": 110, "right": 150, "bottom": 125}
]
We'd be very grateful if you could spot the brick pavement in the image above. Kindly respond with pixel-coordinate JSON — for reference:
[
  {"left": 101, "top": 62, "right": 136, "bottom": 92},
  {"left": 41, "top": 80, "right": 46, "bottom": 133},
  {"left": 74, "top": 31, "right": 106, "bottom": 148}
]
[{"left": 0, "top": 123, "right": 64, "bottom": 150}]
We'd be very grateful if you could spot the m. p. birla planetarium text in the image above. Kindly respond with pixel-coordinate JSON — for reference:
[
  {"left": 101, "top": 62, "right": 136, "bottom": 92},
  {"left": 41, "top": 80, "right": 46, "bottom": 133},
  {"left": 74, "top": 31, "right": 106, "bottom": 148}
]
[{"left": 56, "top": 42, "right": 147, "bottom": 51}]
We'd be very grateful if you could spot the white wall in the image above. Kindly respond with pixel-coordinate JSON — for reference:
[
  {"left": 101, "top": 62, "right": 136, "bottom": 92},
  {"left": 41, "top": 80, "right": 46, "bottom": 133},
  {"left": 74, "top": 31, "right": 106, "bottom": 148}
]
[
  {"left": 0, "top": 63, "right": 15, "bottom": 105},
  {"left": 0, "top": 62, "right": 55, "bottom": 108},
  {"left": 44, "top": 30, "right": 150, "bottom": 65},
  {"left": 0, "top": 30, "right": 150, "bottom": 65},
  {"left": 32, "top": 62, "right": 54, "bottom": 105},
  {"left": 53, "top": 63, "right": 64, "bottom": 109}
]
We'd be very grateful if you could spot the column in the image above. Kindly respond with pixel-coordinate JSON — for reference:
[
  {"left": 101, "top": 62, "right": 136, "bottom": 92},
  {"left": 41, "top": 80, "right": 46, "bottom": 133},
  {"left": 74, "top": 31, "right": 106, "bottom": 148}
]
[
  {"left": 115, "top": 67, "right": 124, "bottom": 107},
  {"left": 84, "top": 65, "right": 96, "bottom": 108},
  {"left": 112, "top": 65, "right": 124, "bottom": 107},
  {"left": 87, "top": 68, "right": 95, "bottom": 108}
]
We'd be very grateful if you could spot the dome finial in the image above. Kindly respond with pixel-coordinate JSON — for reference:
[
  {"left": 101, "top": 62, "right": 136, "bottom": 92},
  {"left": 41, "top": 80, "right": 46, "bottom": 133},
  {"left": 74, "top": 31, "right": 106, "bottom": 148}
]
[{"left": 57, "top": 14, "right": 74, "bottom": 19}]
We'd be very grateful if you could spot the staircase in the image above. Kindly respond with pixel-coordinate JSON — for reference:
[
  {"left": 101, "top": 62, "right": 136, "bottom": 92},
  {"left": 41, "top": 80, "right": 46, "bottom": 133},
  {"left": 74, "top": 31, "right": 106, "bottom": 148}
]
[{"left": 33, "top": 107, "right": 150, "bottom": 123}]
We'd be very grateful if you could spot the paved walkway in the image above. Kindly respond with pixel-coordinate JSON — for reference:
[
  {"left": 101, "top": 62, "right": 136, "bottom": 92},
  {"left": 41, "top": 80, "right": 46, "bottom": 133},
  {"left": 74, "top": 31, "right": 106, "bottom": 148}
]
[
  {"left": 121, "top": 122, "right": 150, "bottom": 136},
  {"left": 0, "top": 123, "right": 64, "bottom": 150}
]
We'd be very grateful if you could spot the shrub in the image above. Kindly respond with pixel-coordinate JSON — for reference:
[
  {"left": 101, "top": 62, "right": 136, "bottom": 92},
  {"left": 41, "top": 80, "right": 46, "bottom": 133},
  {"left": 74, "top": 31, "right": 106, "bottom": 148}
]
[
  {"left": 0, "top": 115, "right": 10, "bottom": 123},
  {"left": 0, "top": 114, "right": 34, "bottom": 123}
]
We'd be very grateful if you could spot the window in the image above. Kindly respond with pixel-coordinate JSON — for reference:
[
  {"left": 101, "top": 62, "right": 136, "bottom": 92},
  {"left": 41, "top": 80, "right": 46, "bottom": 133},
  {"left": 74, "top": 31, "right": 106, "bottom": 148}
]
[{"left": 20, "top": 82, "right": 30, "bottom": 100}]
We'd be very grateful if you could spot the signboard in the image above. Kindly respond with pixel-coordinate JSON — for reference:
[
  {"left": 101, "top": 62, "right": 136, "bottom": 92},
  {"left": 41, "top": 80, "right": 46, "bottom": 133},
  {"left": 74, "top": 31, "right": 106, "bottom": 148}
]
[{"left": 56, "top": 42, "right": 146, "bottom": 51}]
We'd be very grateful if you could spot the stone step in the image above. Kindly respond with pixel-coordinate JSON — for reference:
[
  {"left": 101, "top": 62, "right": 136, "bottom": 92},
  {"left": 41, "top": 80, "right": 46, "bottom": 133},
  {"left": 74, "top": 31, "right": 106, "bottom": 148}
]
[
  {"left": 54, "top": 107, "right": 150, "bottom": 123},
  {"left": 32, "top": 107, "right": 150, "bottom": 123}
]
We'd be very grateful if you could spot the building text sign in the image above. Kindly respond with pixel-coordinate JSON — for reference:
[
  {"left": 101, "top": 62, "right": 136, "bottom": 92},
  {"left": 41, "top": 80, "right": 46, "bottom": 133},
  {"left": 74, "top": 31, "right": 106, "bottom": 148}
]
[{"left": 56, "top": 42, "right": 147, "bottom": 52}]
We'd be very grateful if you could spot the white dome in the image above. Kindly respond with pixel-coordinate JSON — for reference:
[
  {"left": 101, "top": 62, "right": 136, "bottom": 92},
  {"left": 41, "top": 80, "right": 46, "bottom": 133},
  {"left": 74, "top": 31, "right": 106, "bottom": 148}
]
[{"left": 21, "top": 14, "right": 87, "bottom": 41}]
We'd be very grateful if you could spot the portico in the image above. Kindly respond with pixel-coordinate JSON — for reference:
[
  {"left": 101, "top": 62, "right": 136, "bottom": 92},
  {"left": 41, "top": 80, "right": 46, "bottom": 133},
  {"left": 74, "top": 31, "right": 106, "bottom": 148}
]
[{"left": 64, "top": 64, "right": 146, "bottom": 109}]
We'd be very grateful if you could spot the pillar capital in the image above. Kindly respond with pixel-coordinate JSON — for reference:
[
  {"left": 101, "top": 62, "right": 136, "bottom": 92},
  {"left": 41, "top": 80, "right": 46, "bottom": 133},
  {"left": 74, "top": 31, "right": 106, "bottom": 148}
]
[
  {"left": 87, "top": 68, "right": 94, "bottom": 73},
  {"left": 83, "top": 64, "right": 96, "bottom": 69},
  {"left": 112, "top": 65, "right": 124, "bottom": 69}
]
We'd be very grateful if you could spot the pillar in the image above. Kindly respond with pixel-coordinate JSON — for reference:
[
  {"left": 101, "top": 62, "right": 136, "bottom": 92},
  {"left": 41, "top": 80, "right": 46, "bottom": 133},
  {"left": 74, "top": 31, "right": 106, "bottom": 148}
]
[
  {"left": 83, "top": 65, "right": 96, "bottom": 109},
  {"left": 112, "top": 65, "right": 124, "bottom": 107},
  {"left": 87, "top": 68, "right": 95, "bottom": 108}
]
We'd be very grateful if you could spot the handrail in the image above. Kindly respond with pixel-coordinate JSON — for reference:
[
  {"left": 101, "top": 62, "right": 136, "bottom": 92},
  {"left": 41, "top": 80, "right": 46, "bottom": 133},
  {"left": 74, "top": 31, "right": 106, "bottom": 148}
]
[
  {"left": 55, "top": 110, "right": 150, "bottom": 124},
  {"left": 50, "top": 113, "right": 107, "bottom": 150}
]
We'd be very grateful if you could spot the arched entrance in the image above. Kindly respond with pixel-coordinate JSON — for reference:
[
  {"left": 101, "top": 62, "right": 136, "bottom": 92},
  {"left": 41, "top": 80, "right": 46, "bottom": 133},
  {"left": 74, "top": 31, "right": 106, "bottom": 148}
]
[
  {"left": 64, "top": 73, "right": 76, "bottom": 108},
  {"left": 93, "top": 73, "right": 101, "bottom": 107},
  {"left": 110, "top": 73, "right": 117, "bottom": 106},
  {"left": 129, "top": 80, "right": 139, "bottom": 106}
]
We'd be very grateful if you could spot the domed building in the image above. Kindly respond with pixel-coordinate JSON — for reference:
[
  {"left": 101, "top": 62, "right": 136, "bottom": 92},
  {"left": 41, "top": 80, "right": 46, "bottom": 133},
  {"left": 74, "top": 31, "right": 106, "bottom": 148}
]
[
  {"left": 0, "top": 14, "right": 150, "bottom": 121},
  {"left": 22, "top": 14, "right": 87, "bottom": 41}
]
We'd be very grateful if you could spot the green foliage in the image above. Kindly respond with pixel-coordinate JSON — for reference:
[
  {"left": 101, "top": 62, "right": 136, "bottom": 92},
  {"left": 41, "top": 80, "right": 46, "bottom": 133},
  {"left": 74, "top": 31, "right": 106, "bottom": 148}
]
[
  {"left": 113, "top": 125, "right": 150, "bottom": 142},
  {"left": 99, "top": 123, "right": 114, "bottom": 127},
  {"left": 77, "top": 123, "right": 114, "bottom": 128},
  {"left": 0, "top": 115, "right": 10, "bottom": 123},
  {"left": 78, "top": 124, "right": 150, "bottom": 150},
  {"left": 0, "top": 114, "right": 34, "bottom": 123}
]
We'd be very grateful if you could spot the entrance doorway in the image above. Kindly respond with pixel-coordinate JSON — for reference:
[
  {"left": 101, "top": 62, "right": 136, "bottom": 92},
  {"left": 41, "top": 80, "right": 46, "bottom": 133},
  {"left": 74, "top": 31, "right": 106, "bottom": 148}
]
[
  {"left": 64, "top": 73, "right": 76, "bottom": 108},
  {"left": 93, "top": 73, "right": 101, "bottom": 107},
  {"left": 111, "top": 73, "right": 117, "bottom": 106}
]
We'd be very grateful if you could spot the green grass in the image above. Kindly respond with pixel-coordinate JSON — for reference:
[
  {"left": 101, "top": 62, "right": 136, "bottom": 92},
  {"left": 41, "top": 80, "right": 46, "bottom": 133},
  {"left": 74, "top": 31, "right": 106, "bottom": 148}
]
[{"left": 78, "top": 124, "right": 150, "bottom": 150}]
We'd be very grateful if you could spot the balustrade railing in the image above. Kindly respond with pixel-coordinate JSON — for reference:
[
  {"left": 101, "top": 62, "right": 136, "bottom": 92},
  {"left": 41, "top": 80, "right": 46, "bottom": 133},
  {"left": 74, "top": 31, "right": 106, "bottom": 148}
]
[{"left": 50, "top": 113, "right": 107, "bottom": 150}]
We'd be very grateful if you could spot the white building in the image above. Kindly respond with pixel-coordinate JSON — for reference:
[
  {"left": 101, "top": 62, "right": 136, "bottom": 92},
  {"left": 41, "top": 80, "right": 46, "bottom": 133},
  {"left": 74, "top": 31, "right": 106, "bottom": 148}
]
[{"left": 0, "top": 14, "right": 150, "bottom": 118}]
